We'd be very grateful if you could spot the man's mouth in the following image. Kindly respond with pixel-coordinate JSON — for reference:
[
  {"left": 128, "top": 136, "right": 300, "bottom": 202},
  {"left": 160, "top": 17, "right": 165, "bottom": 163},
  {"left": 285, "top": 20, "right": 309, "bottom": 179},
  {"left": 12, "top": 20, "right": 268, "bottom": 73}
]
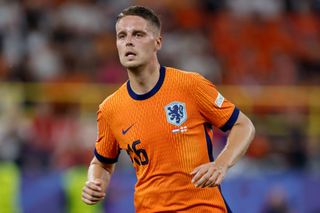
[{"left": 125, "top": 51, "right": 136, "bottom": 57}]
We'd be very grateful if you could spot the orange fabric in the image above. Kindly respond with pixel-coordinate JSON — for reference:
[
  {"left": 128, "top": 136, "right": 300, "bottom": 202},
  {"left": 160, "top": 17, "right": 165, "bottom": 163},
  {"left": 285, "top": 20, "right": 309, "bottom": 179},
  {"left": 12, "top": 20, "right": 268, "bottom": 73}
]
[{"left": 95, "top": 67, "right": 237, "bottom": 212}]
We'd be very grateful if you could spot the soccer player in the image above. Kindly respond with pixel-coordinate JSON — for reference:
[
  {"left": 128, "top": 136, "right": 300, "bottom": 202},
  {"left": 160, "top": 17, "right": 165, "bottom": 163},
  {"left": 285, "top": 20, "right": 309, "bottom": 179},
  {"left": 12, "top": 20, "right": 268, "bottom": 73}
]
[{"left": 81, "top": 5, "right": 255, "bottom": 212}]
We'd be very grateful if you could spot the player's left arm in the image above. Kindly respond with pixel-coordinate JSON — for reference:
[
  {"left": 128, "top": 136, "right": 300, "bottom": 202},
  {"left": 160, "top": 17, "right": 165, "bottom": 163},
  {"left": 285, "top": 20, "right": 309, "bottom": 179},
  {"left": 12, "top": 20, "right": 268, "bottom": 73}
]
[{"left": 191, "top": 111, "right": 255, "bottom": 188}]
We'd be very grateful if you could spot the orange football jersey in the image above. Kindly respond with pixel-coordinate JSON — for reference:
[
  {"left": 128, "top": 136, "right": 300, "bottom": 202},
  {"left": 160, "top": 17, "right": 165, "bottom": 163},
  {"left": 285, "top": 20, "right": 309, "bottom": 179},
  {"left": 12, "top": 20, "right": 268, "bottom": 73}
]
[{"left": 95, "top": 66, "right": 239, "bottom": 212}]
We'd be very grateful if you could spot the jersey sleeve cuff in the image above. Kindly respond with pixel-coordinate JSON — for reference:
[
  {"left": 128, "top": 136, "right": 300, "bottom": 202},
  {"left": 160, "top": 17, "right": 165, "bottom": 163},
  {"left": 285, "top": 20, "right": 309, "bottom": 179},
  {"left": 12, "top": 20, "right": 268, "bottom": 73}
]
[
  {"left": 220, "top": 107, "right": 240, "bottom": 132},
  {"left": 94, "top": 148, "right": 119, "bottom": 164}
]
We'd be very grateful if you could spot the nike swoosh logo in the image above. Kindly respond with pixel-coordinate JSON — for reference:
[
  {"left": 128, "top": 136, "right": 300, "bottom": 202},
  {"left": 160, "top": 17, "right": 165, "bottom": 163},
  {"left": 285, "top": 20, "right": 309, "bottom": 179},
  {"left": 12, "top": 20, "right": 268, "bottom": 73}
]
[{"left": 122, "top": 124, "right": 134, "bottom": 135}]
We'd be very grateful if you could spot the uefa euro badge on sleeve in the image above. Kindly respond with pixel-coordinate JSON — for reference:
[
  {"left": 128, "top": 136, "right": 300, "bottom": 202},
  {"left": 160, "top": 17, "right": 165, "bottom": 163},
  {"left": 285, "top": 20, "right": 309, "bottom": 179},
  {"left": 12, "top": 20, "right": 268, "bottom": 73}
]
[{"left": 165, "top": 102, "right": 187, "bottom": 126}]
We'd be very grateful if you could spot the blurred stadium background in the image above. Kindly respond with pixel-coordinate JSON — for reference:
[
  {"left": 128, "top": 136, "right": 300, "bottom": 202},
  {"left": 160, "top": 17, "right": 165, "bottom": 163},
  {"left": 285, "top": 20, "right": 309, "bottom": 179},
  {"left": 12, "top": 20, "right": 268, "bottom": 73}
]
[{"left": 1, "top": 0, "right": 320, "bottom": 212}]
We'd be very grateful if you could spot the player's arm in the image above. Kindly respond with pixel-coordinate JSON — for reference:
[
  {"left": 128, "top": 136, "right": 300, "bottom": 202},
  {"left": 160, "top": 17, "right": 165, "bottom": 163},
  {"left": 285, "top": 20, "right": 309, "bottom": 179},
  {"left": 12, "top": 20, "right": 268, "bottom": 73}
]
[
  {"left": 82, "top": 157, "right": 115, "bottom": 205},
  {"left": 191, "top": 111, "right": 255, "bottom": 188}
]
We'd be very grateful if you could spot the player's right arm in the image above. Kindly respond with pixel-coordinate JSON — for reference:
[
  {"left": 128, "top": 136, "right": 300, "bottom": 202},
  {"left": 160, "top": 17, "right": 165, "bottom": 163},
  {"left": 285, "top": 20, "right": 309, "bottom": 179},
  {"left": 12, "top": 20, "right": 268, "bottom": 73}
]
[
  {"left": 82, "top": 157, "right": 115, "bottom": 205},
  {"left": 82, "top": 103, "right": 119, "bottom": 205}
]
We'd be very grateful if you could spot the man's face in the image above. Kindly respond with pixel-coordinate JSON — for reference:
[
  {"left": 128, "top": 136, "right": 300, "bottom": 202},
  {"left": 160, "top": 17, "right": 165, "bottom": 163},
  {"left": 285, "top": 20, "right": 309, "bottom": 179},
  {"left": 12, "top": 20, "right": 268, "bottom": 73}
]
[{"left": 116, "top": 15, "right": 161, "bottom": 69}]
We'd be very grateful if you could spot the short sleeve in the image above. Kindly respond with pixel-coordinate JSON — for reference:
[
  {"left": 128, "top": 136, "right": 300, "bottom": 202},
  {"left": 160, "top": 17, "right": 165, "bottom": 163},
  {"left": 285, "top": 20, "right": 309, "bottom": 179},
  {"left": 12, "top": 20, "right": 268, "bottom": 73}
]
[
  {"left": 94, "top": 107, "right": 120, "bottom": 163},
  {"left": 192, "top": 73, "right": 239, "bottom": 131}
]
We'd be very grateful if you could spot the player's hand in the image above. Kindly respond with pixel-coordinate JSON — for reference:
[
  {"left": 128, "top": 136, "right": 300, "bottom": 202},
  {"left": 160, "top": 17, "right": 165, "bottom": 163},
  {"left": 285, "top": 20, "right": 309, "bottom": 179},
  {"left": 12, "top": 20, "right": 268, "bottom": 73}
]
[
  {"left": 82, "top": 179, "right": 106, "bottom": 205},
  {"left": 190, "top": 162, "right": 228, "bottom": 188}
]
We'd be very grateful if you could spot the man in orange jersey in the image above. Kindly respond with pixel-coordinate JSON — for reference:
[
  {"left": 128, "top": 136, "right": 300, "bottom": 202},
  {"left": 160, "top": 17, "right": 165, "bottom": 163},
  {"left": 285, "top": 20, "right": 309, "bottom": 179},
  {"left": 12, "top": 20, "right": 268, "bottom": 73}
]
[{"left": 82, "top": 5, "right": 255, "bottom": 212}]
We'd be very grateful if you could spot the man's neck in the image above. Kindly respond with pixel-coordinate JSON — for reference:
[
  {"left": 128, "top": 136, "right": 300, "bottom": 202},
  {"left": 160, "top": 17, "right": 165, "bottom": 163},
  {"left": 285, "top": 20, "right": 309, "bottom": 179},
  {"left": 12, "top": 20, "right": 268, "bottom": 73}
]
[{"left": 127, "top": 63, "right": 161, "bottom": 94}]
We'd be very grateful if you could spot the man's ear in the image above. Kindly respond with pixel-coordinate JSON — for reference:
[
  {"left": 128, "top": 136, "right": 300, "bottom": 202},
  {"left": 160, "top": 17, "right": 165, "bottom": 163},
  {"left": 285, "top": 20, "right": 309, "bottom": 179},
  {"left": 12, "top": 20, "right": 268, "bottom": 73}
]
[{"left": 155, "top": 36, "right": 162, "bottom": 51}]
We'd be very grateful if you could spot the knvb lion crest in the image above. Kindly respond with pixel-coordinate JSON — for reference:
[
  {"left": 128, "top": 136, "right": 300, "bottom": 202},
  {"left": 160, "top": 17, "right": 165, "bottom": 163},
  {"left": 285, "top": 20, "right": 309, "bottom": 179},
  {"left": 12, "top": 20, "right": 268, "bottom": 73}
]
[{"left": 165, "top": 102, "right": 187, "bottom": 126}]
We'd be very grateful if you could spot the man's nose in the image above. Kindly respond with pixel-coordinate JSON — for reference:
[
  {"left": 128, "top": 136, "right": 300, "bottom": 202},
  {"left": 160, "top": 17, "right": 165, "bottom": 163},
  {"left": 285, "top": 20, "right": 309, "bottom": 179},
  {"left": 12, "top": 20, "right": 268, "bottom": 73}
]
[{"left": 125, "top": 35, "right": 134, "bottom": 46}]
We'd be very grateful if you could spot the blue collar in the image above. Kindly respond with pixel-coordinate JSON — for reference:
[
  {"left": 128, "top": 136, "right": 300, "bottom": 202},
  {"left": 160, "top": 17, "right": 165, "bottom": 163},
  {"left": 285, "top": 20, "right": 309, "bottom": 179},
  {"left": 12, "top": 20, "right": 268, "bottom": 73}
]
[{"left": 127, "top": 66, "right": 166, "bottom": 101}]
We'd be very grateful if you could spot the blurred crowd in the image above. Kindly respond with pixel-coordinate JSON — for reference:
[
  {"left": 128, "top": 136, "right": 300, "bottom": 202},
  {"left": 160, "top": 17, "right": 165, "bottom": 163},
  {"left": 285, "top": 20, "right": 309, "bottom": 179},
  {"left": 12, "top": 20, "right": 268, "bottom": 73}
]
[
  {"left": 0, "top": 0, "right": 320, "bottom": 175},
  {"left": 0, "top": 0, "right": 320, "bottom": 84}
]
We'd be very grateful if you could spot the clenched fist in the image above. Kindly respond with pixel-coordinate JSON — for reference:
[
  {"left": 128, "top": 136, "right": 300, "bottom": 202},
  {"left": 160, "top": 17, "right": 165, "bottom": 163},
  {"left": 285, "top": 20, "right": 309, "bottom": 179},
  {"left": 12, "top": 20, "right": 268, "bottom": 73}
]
[{"left": 82, "top": 179, "right": 106, "bottom": 205}]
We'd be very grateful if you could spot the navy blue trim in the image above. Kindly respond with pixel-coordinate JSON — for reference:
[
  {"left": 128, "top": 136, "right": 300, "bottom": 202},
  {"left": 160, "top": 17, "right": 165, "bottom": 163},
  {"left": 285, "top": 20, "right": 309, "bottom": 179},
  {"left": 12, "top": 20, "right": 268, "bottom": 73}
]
[
  {"left": 94, "top": 148, "right": 119, "bottom": 164},
  {"left": 204, "top": 124, "right": 214, "bottom": 162},
  {"left": 127, "top": 66, "right": 166, "bottom": 100},
  {"left": 218, "top": 185, "right": 233, "bottom": 213},
  {"left": 220, "top": 107, "right": 240, "bottom": 132}
]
